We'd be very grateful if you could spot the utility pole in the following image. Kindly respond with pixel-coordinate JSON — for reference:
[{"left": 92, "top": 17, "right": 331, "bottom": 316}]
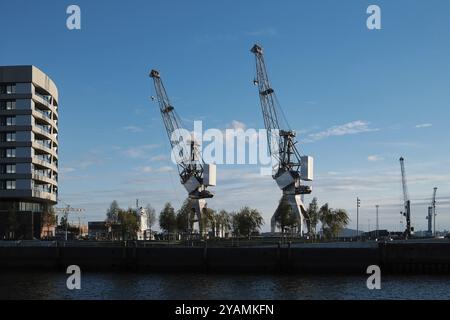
[
  {"left": 356, "top": 198, "right": 361, "bottom": 241},
  {"left": 433, "top": 187, "right": 437, "bottom": 238},
  {"left": 375, "top": 205, "right": 379, "bottom": 239}
]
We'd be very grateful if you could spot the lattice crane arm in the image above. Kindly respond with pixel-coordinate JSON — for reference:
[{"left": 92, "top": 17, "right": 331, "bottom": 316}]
[
  {"left": 431, "top": 187, "right": 437, "bottom": 208},
  {"left": 251, "top": 44, "right": 305, "bottom": 178},
  {"left": 399, "top": 157, "right": 409, "bottom": 205},
  {"left": 149, "top": 69, "right": 204, "bottom": 185}
]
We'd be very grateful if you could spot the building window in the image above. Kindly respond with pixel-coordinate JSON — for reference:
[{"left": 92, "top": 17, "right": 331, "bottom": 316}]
[
  {"left": 6, "top": 117, "right": 16, "bottom": 126},
  {"left": 6, "top": 100, "right": 16, "bottom": 110},
  {"left": 6, "top": 132, "right": 16, "bottom": 142},
  {"left": 6, "top": 164, "right": 16, "bottom": 174},
  {"left": 0, "top": 132, "right": 16, "bottom": 142},
  {"left": 6, "top": 180, "right": 16, "bottom": 190},
  {"left": 0, "top": 100, "right": 16, "bottom": 110},
  {"left": 0, "top": 180, "right": 16, "bottom": 190},
  {"left": 0, "top": 84, "right": 16, "bottom": 94},
  {"left": 6, "top": 148, "right": 16, "bottom": 158}
]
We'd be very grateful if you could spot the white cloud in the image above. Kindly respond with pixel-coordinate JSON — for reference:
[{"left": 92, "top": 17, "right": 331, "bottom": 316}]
[
  {"left": 368, "top": 155, "right": 384, "bottom": 162},
  {"left": 415, "top": 123, "right": 432, "bottom": 129},
  {"left": 60, "top": 167, "right": 76, "bottom": 174},
  {"left": 150, "top": 154, "right": 168, "bottom": 162},
  {"left": 305, "top": 120, "right": 378, "bottom": 142},
  {"left": 156, "top": 166, "right": 174, "bottom": 173},
  {"left": 122, "top": 144, "right": 159, "bottom": 159},
  {"left": 136, "top": 165, "right": 174, "bottom": 174},
  {"left": 123, "top": 125, "right": 144, "bottom": 133}
]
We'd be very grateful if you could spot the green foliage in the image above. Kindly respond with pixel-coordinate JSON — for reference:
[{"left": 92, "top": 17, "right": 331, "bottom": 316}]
[
  {"left": 118, "top": 208, "right": 140, "bottom": 240},
  {"left": 145, "top": 204, "right": 156, "bottom": 230},
  {"left": 201, "top": 207, "right": 216, "bottom": 235},
  {"left": 274, "top": 196, "right": 299, "bottom": 233},
  {"left": 106, "top": 200, "right": 120, "bottom": 224},
  {"left": 159, "top": 202, "right": 177, "bottom": 234},
  {"left": 176, "top": 199, "right": 196, "bottom": 232},
  {"left": 306, "top": 197, "right": 320, "bottom": 237},
  {"left": 319, "top": 203, "right": 350, "bottom": 240},
  {"left": 231, "top": 207, "right": 264, "bottom": 239},
  {"left": 215, "top": 210, "right": 231, "bottom": 237}
]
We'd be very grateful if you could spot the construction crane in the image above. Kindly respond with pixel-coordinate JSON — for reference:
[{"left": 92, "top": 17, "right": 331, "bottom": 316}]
[
  {"left": 399, "top": 157, "right": 413, "bottom": 239},
  {"left": 149, "top": 69, "right": 216, "bottom": 235},
  {"left": 55, "top": 205, "right": 85, "bottom": 241},
  {"left": 426, "top": 187, "right": 438, "bottom": 237},
  {"left": 250, "top": 44, "right": 314, "bottom": 235}
]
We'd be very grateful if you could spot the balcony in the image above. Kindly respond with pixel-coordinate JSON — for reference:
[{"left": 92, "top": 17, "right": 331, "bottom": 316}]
[
  {"left": 33, "top": 108, "right": 56, "bottom": 127},
  {"left": 32, "top": 157, "right": 57, "bottom": 172},
  {"left": 32, "top": 173, "right": 55, "bottom": 184},
  {"left": 33, "top": 94, "right": 58, "bottom": 117},
  {"left": 33, "top": 141, "right": 57, "bottom": 157},
  {"left": 32, "top": 188, "right": 57, "bottom": 202}
]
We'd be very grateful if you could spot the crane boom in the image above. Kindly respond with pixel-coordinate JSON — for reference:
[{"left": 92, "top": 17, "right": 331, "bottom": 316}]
[
  {"left": 149, "top": 70, "right": 216, "bottom": 236},
  {"left": 251, "top": 44, "right": 303, "bottom": 177},
  {"left": 399, "top": 157, "right": 412, "bottom": 238},
  {"left": 399, "top": 157, "right": 409, "bottom": 205},
  {"left": 150, "top": 70, "right": 204, "bottom": 186},
  {"left": 251, "top": 44, "right": 313, "bottom": 235}
]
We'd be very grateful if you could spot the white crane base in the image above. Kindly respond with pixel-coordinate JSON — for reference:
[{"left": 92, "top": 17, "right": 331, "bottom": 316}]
[
  {"left": 271, "top": 194, "right": 307, "bottom": 235},
  {"left": 191, "top": 198, "right": 207, "bottom": 235}
]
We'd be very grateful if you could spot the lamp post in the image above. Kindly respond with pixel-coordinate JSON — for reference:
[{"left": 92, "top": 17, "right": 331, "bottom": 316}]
[
  {"left": 356, "top": 198, "right": 361, "bottom": 241},
  {"left": 375, "top": 205, "right": 379, "bottom": 239}
]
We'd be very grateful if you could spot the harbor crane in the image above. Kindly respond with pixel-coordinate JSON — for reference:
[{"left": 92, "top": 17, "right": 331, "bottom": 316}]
[
  {"left": 399, "top": 157, "right": 413, "bottom": 239},
  {"left": 55, "top": 205, "right": 85, "bottom": 241},
  {"left": 250, "top": 44, "right": 314, "bottom": 235},
  {"left": 426, "top": 187, "right": 438, "bottom": 237},
  {"left": 149, "top": 70, "right": 216, "bottom": 235}
]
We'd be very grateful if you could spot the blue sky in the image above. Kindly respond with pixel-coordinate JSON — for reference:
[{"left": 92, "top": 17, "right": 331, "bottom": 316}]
[{"left": 1, "top": 0, "right": 450, "bottom": 232}]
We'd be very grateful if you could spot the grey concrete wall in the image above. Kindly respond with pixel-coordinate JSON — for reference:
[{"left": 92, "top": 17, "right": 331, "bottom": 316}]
[{"left": 1, "top": 243, "right": 449, "bottom": 274}]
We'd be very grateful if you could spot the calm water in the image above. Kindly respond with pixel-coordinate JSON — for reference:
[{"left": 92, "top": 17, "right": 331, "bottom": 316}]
[{"left": 0, "top": 272, "right": 449, "bottom": 300}]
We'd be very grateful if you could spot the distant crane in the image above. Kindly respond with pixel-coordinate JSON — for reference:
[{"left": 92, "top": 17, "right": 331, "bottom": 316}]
[
  {"left": 55, "top": 205, "right": 85, "bottom": 241},
  {"left": 149, "top": 70, "right": 216, "bottom": 235},
  {"left": 251, "top": 44, "right": 314, "bottom": 235},
  {"left": 426, "top": 187, "right": 438, "bottom": 237},
  {"left": 399, "top": 157, "right": 413, "bottom": 239}
]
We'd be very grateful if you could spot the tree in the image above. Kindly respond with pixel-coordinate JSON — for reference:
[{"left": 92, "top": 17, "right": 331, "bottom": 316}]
[
  {"left": 59, "top": 214, "right": 68, "bottom": 230},
  {"left": 319, "top": 203, "right": 350, "bottom": 240},
  {"left": 118, "top": 208, "right": 140, "bottom": 240},
  {"left": 274, "top": 196, "right": 299, "bottom": 234},
  {"left": 145, "top": 204, "right": 156, "bottom": 232},
  {"left": 306, "top": 197, "right": 320, "bottom": 238},
  {"left": 106, "top": 200, "right": 120, "bottom": 224},
  {"left": 176, "top": 199, "right": 196, "bottom": 233},
  {"left": 41, "top": 207, "right": 57, "bottom": 238},
  {"left": 232, "top": 207, "right": 264, "bottom": 239},
  {"left": 201, "top": 207, "right": 216, "bottom": 236},
  {"left": 215, "top": 210, "right": 231, "bottom": 238},
  {"left": 159, "top": 203, "right": 177, "bottom": 236}
]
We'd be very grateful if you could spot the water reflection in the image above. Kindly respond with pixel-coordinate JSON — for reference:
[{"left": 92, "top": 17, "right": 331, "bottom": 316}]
[{"left": 0, "top": 272, "right": 449, "bottom": 300}]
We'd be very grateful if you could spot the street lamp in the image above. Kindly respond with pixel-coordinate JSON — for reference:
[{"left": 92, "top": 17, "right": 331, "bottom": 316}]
[
  {"left": 356, "top": 198, "right": 361, "bottom": 241},
  {"left": 375, "top": 205, "right": 380, "bottom": 239}
]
